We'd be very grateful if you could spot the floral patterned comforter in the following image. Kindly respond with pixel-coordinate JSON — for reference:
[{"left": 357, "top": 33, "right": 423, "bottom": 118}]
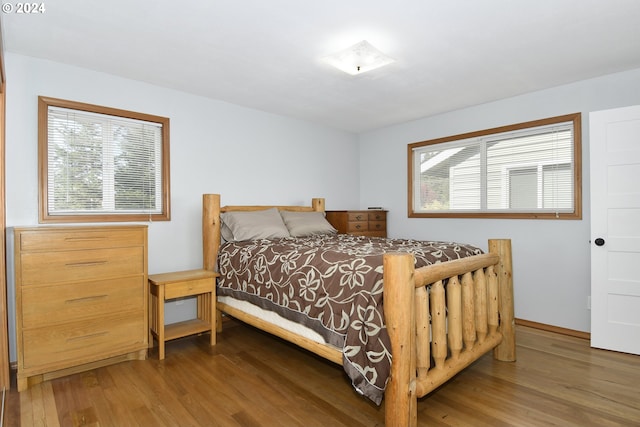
[{"left": 216, "top": 234, "right": 482, "bottom": 404}]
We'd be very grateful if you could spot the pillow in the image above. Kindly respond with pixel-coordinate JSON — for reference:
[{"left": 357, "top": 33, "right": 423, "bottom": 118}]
[
  {"left": 221, "top": 208, "right": 291, "bottom": 242},
  {"left": 279, "top": 210, "right": 337, "bottom": 237}
]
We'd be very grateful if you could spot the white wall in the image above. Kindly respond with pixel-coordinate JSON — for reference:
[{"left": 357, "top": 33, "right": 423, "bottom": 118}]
[
  {"left": 359, "top": 67, "right": 640, "bottom": 333},
  {"left": 4, "top": 53, "right": 360, "bottom": 361}
]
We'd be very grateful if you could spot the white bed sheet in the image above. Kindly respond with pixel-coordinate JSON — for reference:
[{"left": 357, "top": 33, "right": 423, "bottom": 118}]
[{"left": 217, "top": 295, "right": 329, "bottom": 345}]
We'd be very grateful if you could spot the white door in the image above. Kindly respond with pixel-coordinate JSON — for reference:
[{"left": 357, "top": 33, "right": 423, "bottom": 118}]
[{"left": 590, "top": 105, "right": 640, "bottom": 355}]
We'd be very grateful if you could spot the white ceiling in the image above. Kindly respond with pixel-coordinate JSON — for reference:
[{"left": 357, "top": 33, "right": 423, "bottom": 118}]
[{"left": 3, "top": 0, "right": 640, "bottom": 133}]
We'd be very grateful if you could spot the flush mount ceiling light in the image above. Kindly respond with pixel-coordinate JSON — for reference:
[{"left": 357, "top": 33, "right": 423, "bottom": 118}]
[{"left": 323, "top": 40, "right": 395, "bottom": 75}]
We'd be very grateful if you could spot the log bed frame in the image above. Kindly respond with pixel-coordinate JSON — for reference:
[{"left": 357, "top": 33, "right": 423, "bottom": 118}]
[{"left": 202, "top": 193, "right": 515, "bottom": 427}]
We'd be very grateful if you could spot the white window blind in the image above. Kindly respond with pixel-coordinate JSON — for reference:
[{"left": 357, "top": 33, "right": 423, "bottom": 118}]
[
  {"left": 409, "top": 113, "right": 581, "bottom": 219},
  {"left": 46, "top": 106, "right": 163, "bottom": 216}
]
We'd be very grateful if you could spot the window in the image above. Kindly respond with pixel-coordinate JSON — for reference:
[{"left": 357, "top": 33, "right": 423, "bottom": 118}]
[
  {"left": 38, "top": 96, "right": 171, "bottom": 223},
  {"left": 408, "top": 113, "right": 581, "bottom": 219}
]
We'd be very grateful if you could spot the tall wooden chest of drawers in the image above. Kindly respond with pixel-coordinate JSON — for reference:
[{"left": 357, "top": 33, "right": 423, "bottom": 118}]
[
  {"left": 325, "top": 210, "right": 387, "bottom": 238},
  {"left": 14, "top": 225, "right": 148, "bottom": 391}
]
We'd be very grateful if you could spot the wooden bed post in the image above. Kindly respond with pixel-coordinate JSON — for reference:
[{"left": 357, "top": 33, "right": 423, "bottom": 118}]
[
  {"left": 384, "top": 252, "right": 417, "bottom": 427},
  {"left": 489, "top": 239, "right": 516, "bottom": 362},
  {"left": 311, "top": 197, "right": 325, "bottom": 213},
  {"left": 203, "top": 194, "right": 221, "bottom": 272},
  {"left": 203, "top": 194, "right": 222, "bottom": 334}
]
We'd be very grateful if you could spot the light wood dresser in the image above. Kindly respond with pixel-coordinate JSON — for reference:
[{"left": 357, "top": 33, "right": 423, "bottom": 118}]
[
  {"left": 325, "top": 210, "right": 387, "bottom": 238},
  {"left": 13, "top": 225, "right": 148, "bottom": 391}
]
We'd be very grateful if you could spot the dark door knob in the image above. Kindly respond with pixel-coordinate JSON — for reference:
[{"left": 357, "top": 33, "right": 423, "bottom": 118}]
[{"left": 594, "top": 238, "right": 605, "bottom": 246}]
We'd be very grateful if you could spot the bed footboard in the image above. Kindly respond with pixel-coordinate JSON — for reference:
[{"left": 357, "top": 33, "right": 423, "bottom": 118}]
[{"left": 383, "top": 239, "right": 514, "bottom": 427}]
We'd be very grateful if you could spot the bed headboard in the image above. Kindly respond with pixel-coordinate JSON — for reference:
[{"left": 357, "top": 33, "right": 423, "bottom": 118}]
[{"left": 202, "top": 194, "right": 326, "bottom": 271}]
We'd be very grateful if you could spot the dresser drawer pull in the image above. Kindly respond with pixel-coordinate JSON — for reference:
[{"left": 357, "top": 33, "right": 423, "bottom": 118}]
[
  {"left": 64, "top": 237, "right": 107, "bottom": 242},
  {"left": 66, "top": 261, "right": 108, "bottom": 267},
  {"left": 66, "top": 331, "right": 109, "bottom": 343},
  {"left": 354, "top": 214, "right": 363, "bottom": 220},
  {"left": 65, "top": 294, "right": 108, "bottom": 304},
  {"left": 355, "top": 224, "right": 362, "bottom": 229}
]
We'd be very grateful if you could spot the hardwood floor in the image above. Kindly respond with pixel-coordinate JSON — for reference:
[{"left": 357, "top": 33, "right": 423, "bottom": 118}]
[{"left": 5, "top": 322, "right": 640, "bottom": 426}]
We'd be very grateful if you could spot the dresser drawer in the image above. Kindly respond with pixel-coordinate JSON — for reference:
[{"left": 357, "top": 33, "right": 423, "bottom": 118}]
[
  {"left": 22, "top": 313, "right": 145, "bottom": 369},
  {"left": 20, "top": 246, "right": 144, "bottom": 285},
  {"left": 346, "top": 221, "right": 369, "bottom": 233},
  {"left": 368, "top": 211, "right": 386, "bottom": 221},
  {"left": 369, "top": 221, "right": 386, "bottom": 232},
  {"left": 18, "top": 228, "right": 145, "bottom": 252},
  {"left": 347, "top": 212, "right": 368, "bottom": 222},
  {"left": 21, "top": 276, "right": 145, "bottom": 328},
  {"left": 164, "top": 277, "right": 215, "bottom": 299}
]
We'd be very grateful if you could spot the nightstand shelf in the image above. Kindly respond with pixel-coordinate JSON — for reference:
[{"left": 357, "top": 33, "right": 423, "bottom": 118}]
[
  {"left": 164, "top": 319, "right": 211, "bottom": 341},
  {"left": 148, "top": 269, "right": 218, "bottom": 360}
]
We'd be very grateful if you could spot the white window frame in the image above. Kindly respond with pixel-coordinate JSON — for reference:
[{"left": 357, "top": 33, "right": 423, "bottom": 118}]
[
  {"left": 408, "top": 113, "right": 582, "bottom": 219},
  {"left": 38, "top": 96, "right": 171, "bottom": 223}
]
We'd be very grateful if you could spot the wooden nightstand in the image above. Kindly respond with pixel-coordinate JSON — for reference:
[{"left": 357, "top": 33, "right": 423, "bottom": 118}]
[
  {"left": 325, "top": 210, "right": 388, "bottom": 237},
  {"left": 148, "top": 269, "right": 218, "bottom": 360}
]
